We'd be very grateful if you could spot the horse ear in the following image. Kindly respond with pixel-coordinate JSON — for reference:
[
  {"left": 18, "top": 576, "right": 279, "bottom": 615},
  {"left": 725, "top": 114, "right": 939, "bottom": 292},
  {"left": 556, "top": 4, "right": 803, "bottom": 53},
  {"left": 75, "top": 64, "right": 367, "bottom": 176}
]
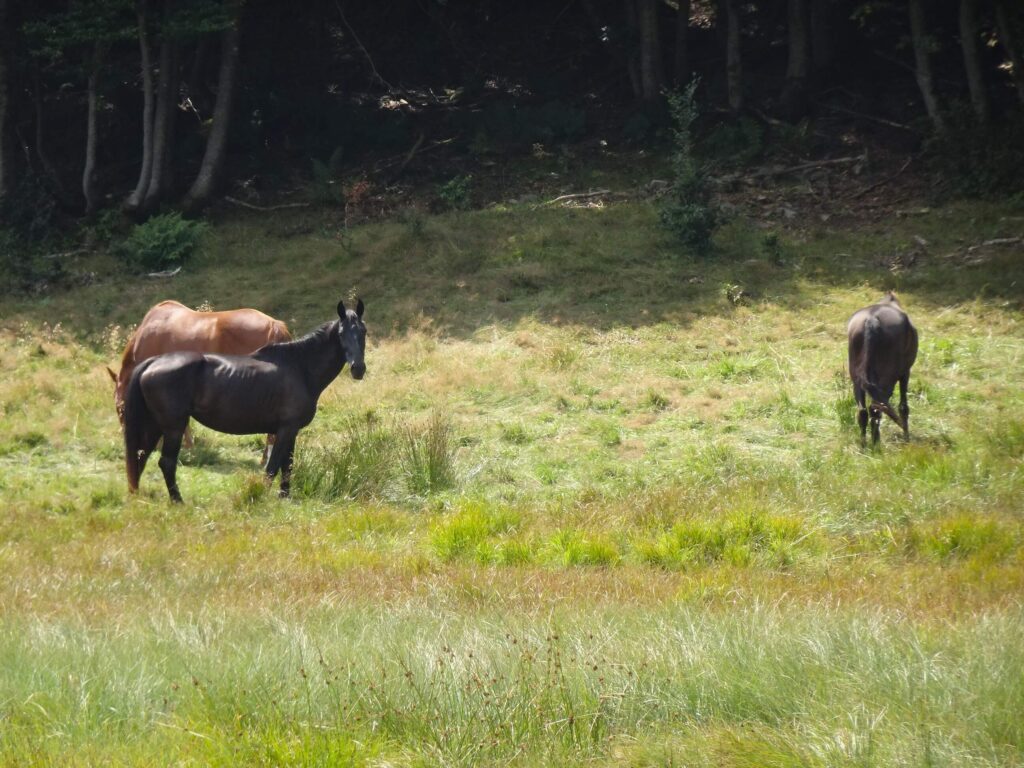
[
  {"left": 356, "top": 298, "right": 364, "bottom": 318},
  {"left": 106, "top": 366, "right": 118, "bottom": 385},
  {"left": 337, "top": 300, "right": 346, "bottom": 319}
]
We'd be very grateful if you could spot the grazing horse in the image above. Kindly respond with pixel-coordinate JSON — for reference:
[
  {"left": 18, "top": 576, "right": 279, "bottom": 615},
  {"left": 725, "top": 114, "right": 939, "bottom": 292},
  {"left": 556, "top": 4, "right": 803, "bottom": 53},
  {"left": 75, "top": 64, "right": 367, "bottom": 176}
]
[
  {"left": 107, "top": 300, "right": 292, "bottom": 428},
  {"left": 124, "top": 299, "right": 366, "bottom": 502},
  {"left": 847, "top": 291, "right": 918, "bottom": 445}
]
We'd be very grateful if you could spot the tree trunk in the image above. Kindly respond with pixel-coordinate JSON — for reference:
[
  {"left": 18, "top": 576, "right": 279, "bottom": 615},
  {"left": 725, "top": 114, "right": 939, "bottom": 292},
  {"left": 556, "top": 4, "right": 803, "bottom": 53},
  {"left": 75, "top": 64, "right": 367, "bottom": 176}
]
[
  {"left": 143, "top": 34, "right": 177, "bottom": 212},
  {"left": 32, "top": 67, "right": 68, "bottom": 204},
  {"left": 780, "top": 0, "right": 810, "bottom": 120},
  {"left": 0, "top": 0, "right": 9, "bottom": 201},
  {"left": 183, "top": 20, "right": 241, "bottom": 212},
  {"left": 724, "top": 0, "right": 743, "bottom": 113},
  {"left": 83, "top": 42, "right": 103, "bottom": 215},
  {"left": 637, "top": 0, "right": 664, "bottom": 101},
  {"left": 959, "top": 0, "right": 990, "bottom": 125},
  {"left": 125, "top": 0, "right": 155, "bottom": 213},
  {"left": 674, "top": 0, "right": 691, "bottom": 86},
  {"left": 623, "top": 0, "right": 642, "bottom": 99},
  {"left": 995, "top": 0, "right": 1024, "bottom": 104},
  {"left": 810, "top": 0, "right": 833, "bottom": 71},
  {"left": 908, "top": 0, "right": 944, "bottom": 134}
]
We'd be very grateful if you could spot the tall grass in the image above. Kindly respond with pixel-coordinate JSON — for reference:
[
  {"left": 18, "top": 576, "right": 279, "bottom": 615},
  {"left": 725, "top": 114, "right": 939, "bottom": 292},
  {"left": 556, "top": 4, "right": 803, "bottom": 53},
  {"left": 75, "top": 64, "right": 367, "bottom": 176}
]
[
  {"left": 0, "top": 605, "right": 1020, "bottom": 766},
  {"left": 292, "top": 410, "right": 458, "bottom": 501}
]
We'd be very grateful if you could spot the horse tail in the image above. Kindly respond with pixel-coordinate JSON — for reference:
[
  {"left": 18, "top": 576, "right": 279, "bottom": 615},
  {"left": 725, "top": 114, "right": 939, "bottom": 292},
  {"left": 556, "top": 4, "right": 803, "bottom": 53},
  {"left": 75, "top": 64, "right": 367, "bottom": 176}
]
[
  {"left": 271, "top": 320, "right": 292, "bottom": 343},
  {"left": 124, "top": 360, "right": 156, "bottom": 493},
  {"left": 861, "top": 317, "right": 904, "bottom": 430}
]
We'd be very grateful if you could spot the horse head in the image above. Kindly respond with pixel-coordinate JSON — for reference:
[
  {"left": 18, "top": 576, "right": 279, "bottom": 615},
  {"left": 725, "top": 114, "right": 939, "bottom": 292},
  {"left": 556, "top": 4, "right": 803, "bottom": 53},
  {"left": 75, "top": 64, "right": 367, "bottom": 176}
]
[{"left": 337, "top": 299, "right": 366, "bottom": 379}]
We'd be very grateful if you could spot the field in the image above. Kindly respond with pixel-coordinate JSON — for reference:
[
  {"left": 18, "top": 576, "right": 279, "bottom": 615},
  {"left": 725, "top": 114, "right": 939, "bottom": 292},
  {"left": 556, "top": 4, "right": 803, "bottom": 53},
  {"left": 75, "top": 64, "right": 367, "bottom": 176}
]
[{"left": 1, "top": 195, "right": 1023, "bottom": 766}]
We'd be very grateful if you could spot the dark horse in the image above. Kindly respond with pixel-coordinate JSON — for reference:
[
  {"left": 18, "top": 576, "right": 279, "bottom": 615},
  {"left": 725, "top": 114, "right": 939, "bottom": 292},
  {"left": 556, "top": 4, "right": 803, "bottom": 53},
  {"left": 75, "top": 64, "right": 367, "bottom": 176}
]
[
  {"left": 847, "top": 291, "right": 918, "bottom": 445},
  {"left": 124, "top": 299, "right": 366, "bottom": 502}
]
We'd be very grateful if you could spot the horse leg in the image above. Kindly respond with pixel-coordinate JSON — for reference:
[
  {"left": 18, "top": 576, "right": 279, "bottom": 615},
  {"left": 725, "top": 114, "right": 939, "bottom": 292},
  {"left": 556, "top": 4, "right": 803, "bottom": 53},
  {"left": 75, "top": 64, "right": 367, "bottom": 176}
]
[
  {"left": 278, "top": 436, "right": 297, "bottom": 499},
  {"left": 853, "top": 383, "right": 868, "bottom": 445},
  {"left": 869, "top": 405, "right": 881, "bottom": 446},
  {"left": 136, "top": 425, "right": 162, "bottom": 485},
  {"left": 898, "top": 374, "right": 910, "bottom": 441},
  {"left": 262, "top": 433, "right": 277, "bottom": 469},
  {"left": 158, "top": 430, "right": 186, "bottom": 503}
]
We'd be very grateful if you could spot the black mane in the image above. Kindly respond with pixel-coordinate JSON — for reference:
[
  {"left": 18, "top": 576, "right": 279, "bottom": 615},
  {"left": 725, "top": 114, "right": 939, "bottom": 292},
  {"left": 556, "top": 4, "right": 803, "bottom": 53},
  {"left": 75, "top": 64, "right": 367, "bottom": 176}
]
[{"left": 254, "top": 321, "right": 338, "bottom": 361}]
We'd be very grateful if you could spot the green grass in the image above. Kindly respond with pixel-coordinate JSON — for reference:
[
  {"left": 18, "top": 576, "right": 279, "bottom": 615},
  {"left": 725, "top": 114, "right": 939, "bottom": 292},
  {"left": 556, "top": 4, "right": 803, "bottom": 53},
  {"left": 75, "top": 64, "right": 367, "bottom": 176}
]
[{"left": 0, "top": 196, "right": 1023, "bottom": 764}]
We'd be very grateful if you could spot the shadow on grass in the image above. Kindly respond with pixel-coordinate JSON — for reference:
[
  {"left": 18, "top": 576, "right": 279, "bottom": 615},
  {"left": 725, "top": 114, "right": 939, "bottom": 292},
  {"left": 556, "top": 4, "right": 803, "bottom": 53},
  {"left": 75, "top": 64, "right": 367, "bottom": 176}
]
[{"left": 1, "top": 200, "right": 1021, "bottom": 347}]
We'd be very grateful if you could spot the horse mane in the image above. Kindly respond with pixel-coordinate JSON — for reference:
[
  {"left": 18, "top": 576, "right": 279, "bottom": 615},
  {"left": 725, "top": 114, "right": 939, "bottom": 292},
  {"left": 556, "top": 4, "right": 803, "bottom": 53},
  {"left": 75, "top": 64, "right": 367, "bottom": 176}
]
[{"left": 253, "top": 320, "right": 337, "bottom": 361}]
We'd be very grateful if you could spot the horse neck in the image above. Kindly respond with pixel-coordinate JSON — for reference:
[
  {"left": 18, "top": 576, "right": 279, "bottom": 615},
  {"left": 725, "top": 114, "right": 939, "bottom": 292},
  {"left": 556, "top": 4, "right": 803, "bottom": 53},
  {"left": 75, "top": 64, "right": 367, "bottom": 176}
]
[{"left": 289, "top": 321, "right": 346, "bottom": 394}]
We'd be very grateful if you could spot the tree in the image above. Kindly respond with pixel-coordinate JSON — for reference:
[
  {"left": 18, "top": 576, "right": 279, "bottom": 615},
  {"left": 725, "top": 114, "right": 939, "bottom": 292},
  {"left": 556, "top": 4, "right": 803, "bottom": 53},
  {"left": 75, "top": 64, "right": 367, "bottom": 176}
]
[
  {"left": 0, "top": 0, "right": 9, "bottom": 201},
  {"left": 724, "top": 0, "right": 743, "bottom": 113},
  {"left": 24, "top": 0, "right": 134, "bottom": 213},
  {"left": 994, "top": 0, "right": 1024, "bottom": 105},
  {"left": 124, "top": 0, "right": 155, "bottom": 212},
  {"left": 636, "top": 0, "right": 664, "bottom": 101},
  {"left": 908, "top": 0, "right": 944, "bottom": 134},
  {"left": 674, "top": 0, "right": 691, "bottom": 85},
  {"left": 182, "top": 12, "right": 240, "bottom": 212},
  {"left": 780, "top": 0, "right": 810, "bottom": 120},
  {"left": 959, "top": 0, "right": 990, "bottom": 125}
]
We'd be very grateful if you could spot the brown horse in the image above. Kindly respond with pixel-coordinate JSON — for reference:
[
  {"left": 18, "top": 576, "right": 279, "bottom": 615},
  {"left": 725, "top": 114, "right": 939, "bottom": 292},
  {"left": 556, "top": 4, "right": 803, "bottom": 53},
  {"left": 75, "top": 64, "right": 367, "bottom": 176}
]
[{"left": 107, "top": 300, "right": 291, "bottom": 452}]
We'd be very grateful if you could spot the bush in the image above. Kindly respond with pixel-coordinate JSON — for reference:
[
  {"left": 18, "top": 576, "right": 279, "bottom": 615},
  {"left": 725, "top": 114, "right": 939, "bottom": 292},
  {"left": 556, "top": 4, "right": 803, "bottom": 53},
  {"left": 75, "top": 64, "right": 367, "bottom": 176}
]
[
  {"left": 659, "top": 81, "right": 719, "bottom": 255},
  {"left": 438, "top": 174, "right": 472, "bottom": 211},
  {"left": 115, "top": 212, "right": 207, "bottom": 272},
  {"left": 926, "top": 106, "right": 1024, "bottom": 197}
]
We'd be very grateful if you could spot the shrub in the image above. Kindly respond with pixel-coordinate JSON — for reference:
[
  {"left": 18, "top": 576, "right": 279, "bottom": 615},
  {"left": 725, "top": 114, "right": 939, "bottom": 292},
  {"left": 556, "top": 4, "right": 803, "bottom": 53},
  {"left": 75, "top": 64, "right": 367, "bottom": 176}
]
[
  {"left": 438, "top": 174, "right": 472, "bottom": 211},
  {"left": 925, "top": 106, "right": 1024, "bottom": 196},
  {"left": 659, "top": 81, "right": 719, "bottom": 255},
  {"left": 115, "top": 212, "right": 207, "bottom": 272}
]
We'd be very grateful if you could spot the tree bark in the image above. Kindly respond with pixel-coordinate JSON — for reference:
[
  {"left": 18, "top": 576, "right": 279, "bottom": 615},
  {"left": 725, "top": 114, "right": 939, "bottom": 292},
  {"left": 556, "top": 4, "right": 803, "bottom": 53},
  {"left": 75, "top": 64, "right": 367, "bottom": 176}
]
[
  {"left": 995, "top": 0, "right": 1024, "bottom": 104},
  {"left": 183, "top": 20, "right": 241, "bottom": 212},
  {"left": 959, "top": 0, "right": 990, "bottom": 125},
  {"left": 908, "top": 0, "right": 944, "bottom": 134},
  {"left": 0, "top": 0, "right": 8, "bottom": 200},
  {"left": 125, "top": 0, "right": 155, "bottom": 213},
  {"left": 674, "top": 0, "right": 691, "bottom": 86},
  {"left": 83, "top": 41, "right": 103, "bottom": 215},
  {"left": 810, "top": 0, "right": 833, "bottom": 71},
  {"left": 780, "top": 0, "right": 810, "bottom": 120},
  {"left": 724, "top": 0, "right": 743, "bottom": 113},
  {"left": 143, "top": 34, "right": 177, "bottom": 212},
  {"left": 623, "top": 0, "right": 642, "bottom": 99},
  {"left": 637, "top": 0, "right": 664, "bottom": 101}
]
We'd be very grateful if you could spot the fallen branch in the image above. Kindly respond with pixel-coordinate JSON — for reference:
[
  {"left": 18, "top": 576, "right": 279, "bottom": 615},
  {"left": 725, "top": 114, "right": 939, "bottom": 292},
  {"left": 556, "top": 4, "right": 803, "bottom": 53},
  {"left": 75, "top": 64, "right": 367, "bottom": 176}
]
[
  {"left": 847, "top": 156, "right": 914, "bottom": 200},
  {"left": 818, "top": 102, "right": 913, "bottom": 132},
  {"left": 147, "top": 266, "right": 181, "bottom": 279},
  {"left": 42, "top": 248, "right": 89, "bottom": 260},
  {"left": 224, "top": 196, "right": 310, "bottom": 212},
  {"left": 966, "top": 236, "right": 1022, "bottom": 253},
  {"left": 749, "top": 155, "right": 865, "bottom": 179},
  {"left": 538, "top": 189, "right": 613, "bottom": 207}
]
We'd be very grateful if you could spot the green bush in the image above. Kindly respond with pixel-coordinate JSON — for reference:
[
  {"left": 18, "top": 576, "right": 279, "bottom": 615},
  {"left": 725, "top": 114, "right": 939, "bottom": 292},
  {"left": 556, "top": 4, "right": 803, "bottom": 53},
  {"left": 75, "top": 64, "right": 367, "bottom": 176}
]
[
  {"left": 438, "top": 174, "right": 472, "bottom": 211},
  {"left": 659, "top": 81, "right": 719, "bottom": 255},
  {"left": 115, "top": 212, "right": 207, "bottom": 272}
]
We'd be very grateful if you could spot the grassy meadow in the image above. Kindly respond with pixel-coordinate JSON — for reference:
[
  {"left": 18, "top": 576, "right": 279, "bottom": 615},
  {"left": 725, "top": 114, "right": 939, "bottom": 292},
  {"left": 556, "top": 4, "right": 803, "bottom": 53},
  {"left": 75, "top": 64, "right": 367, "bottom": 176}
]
[{"left": 1, "top": 196, "right": 1023, "bottom": 765}]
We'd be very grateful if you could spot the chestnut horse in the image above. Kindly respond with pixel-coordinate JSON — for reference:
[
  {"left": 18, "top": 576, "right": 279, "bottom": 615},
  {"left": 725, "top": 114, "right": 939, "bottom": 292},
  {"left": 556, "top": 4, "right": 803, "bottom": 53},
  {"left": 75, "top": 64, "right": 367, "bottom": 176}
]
[{"left": 108, "top": 300, "right": 292, "bottom": 453}]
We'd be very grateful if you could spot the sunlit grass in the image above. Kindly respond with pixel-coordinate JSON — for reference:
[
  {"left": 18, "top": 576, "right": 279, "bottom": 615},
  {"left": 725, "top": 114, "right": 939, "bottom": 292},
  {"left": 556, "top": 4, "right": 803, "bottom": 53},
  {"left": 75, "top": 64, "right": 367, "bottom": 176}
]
[{"left": 0, "top": 196, "right": 1022, "bottom": 763}]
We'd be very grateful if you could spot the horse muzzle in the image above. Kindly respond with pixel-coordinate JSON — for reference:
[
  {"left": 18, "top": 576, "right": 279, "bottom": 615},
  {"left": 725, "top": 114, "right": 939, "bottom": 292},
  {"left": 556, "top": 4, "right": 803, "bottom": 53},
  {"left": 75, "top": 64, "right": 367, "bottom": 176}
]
[{"left": 350, "top": 362, "right": 366, "bottom": 380}]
